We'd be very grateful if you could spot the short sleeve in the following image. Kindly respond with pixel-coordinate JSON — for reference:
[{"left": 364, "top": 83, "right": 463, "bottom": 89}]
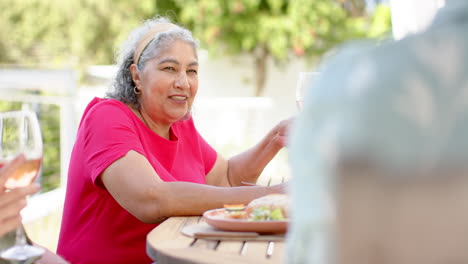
[{"left": 79, "top": 100, "right": 145, "bottom": 184}]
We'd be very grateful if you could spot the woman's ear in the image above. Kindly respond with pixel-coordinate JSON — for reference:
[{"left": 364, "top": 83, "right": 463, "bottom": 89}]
[{"left": 129, "top": 64, "right": 141, "bottom": 88}]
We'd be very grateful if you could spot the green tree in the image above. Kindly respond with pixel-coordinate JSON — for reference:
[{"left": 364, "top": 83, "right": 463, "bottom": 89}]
[
  {"left": 0, "top": 0, "right": 390, "bottom": 95},
  {"left": 173, "top": 0, "right": 392, "bottom": 96},
  {"left": 0, "top": 0, "right": 160, "bottom": 67}
]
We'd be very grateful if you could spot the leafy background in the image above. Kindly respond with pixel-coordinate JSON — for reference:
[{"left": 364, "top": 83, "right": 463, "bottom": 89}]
[{"left": 0, "top": 0, "right": 391, "bottom": 191}]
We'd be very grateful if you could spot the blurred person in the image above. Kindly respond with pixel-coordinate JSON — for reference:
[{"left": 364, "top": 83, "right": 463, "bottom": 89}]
[
  {"left": 287, "top": 0, "right": 468, "bottom": 263},
  {"left": 0, "top": 155, "right": 69, "bottom": 264},
  {"left": 57, "top": 17, "right": 291, "bottom": 264}
]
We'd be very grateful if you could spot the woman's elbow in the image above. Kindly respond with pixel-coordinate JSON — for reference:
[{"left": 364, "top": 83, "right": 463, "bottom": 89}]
[
  {"left": 134, "top": 204, "right": 167, "bottom": 224},
  {"left": 131, "top": 186, "right": 169, "bottom": 223}
]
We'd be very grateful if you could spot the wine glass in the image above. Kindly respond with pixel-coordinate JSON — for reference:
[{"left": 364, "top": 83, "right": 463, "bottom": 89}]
[
  {"left": 296, "top": 72, "right": 320, "bottom": 110},
  {"left": 0, "top": 110, "right": 45, "bottom": 264}
]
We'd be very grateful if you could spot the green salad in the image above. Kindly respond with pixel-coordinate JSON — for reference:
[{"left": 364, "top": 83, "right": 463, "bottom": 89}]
[{"left": 249, "top": 206, "right": 285, "bottom": 221}]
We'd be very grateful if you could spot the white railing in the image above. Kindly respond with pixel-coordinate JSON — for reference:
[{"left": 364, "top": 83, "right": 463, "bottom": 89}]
[{"left": 0, "top": 68, "right": 77, "bottom": 221}]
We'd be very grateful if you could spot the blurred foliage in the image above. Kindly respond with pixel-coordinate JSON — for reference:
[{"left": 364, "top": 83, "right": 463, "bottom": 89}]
[
  {"left": 0, "top": 0, "right": 391, "bottom": 93},
  {"left": 173, "top": 0, "right": 391, "bottom": 95},
  {"left": 0, "top": 0, "right": 391, "bottom": 190},
  {"left": 0, "top": 100, "right": 61, "bottom": 192},
  {"left": 0, "top": 0, "right": 158, "bottom": 70},
  {"left": 368, "top": 4, "right": 393, "bottom": 38}
]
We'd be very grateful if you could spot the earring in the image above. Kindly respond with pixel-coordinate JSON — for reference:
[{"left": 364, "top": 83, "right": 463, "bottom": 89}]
[{"left": 134, "top": 86, "right": 141, "bottom": 95}]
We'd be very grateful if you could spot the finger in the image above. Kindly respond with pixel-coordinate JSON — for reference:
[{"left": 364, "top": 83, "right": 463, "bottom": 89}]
[
  {"left": 0, "top": 183, "right": 39, "bottom": 207},
  {"left": 0, "top": 195, "right": 28, "bottom": 219},
  {"left": 277, "top": 120, "right": 293, "bottom": 136},
  {"left": 0, "top": 215, "right": 22, "bottom": 237},
  {"left": 274, "top": 135, "right": 288, "bottom": 148},
  {"left": 0, "top": 154, "right": 26, "bottom": 187}
]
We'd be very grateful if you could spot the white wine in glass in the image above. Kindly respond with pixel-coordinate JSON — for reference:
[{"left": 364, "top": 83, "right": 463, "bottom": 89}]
[
  {"left": 0, "top": 110, "right": 45, "bottom": 264},
  {"left": 296, "top": 72, "right": 320, "bottom": 110}
]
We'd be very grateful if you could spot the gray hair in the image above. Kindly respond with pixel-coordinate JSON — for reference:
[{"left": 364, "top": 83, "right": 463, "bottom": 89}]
[{"left": 106, "top": 17, "right": 198, "bottom": 109}]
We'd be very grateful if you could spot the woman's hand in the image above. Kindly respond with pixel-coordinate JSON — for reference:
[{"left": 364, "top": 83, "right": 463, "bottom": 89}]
[
  {"left": 270, "top": 118, "right": 294, "bottom": 148},
  {"left": 0, "top": 155, "right": 39, "bottom": 237},
  {"left": 215, "top": 117, "right": 294, "bottom": 187}
]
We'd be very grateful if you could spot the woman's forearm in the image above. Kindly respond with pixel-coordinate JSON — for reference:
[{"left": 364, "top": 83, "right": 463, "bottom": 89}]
[
  {"left": 140, "top": 181, "right": 285, "bottom": 223},
  {"left": 227, "top": 136, "right": 283, "bottom": 186},
  {"left": 227, "top": 119, "right": 290, "bottom": 186}
]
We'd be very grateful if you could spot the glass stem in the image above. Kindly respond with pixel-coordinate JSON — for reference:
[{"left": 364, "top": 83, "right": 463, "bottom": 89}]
[{"left": 15, "top": 226, "right": 27, "bottom": 246}]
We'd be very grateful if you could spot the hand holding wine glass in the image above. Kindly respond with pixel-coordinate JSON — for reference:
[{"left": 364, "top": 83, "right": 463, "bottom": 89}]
[
  {"left": 296, "top": 72, "right": 320, "bottom": 110},
  {"left": 0, "top": 155, "right": 40, "bottom": 238},
  {"left": 0, "top": 111, "right": 45, "bottom": 263}
]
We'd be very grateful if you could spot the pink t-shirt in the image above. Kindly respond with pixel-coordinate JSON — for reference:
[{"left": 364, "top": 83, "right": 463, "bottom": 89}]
[{"left": 57, "top": 98, "right": 217, "bottom": 264}]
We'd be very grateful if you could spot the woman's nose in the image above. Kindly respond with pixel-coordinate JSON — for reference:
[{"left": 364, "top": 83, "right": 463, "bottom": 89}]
[{"left": 175, "top": 72, "right": 189, "bottom": 89}]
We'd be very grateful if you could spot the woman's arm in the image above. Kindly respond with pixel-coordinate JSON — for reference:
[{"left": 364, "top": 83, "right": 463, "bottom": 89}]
[
  {"left": 206, "top": 118, "right": 292, "bottom": 187},
  {"left": 100, "top": 150, "right": 286, "bottom": 223}
]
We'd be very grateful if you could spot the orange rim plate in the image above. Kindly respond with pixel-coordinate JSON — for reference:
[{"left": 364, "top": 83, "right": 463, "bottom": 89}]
[{"left": 203, "top": 208, "right": 288, "bottom": 234}]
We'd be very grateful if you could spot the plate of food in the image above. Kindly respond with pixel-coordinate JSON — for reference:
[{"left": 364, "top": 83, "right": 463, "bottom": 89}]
[{"left": 203, "top": 194, "right": 289, "bottom": 234}]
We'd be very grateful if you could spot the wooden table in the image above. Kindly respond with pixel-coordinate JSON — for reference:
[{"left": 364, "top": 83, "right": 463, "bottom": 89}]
[
  {"left": 146, "top": 216, "right": 285, "bottom": 264},
  {"left": 147, "top": 173, "right": 289, "bottom": 263}
]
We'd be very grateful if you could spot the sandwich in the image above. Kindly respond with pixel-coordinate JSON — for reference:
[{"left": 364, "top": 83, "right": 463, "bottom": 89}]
[
  {"left": 223, "top": 204, "right": 248, "bottom": 219},
  {"left": 246, "top": 194, "right": 288, "bottom": 221},
  {"left": 223, "top": 194, "right": 289, "bottom": 221}
]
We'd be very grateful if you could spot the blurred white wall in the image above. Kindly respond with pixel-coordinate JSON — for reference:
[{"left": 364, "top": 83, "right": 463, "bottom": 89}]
[
  {"left": 196, "top": 51, "right": 308, "bottom": 135},
  {"left": 390, "top": 0, "right": 446, "bottom": 39}
]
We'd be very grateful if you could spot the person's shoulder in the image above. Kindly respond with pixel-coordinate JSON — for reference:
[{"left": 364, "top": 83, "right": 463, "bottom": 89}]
[
  {"left": 315, "top": 38, "right": 393, "bottom": 87},
  {"left": 84, "top": 98, "right": 131, "bottom": 116},
  {"left": 323, "top": 37, "right": 413, "bottom": 75},
  {"left": 315, "top": 31, "right": 444, "bottom": 97},
  {"left": 86, "top": 97, "right": 126, "bottom": 111},
  {"left": 79, "top": 98, "right": 132, "bottom": 127}
]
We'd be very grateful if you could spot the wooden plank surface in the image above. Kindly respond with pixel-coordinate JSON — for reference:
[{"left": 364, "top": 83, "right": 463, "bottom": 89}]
[
  {"left": 148, "top": 217, "right": 285, "bottom": 263},
  {"left": 191, "top": 238, "right": 219, "bottom": 250},
  {"left": 181, "top": 223, "right": 284, "bottom": 241},
  {"left": 216, "top": 240, "right": 245, "bottom": 254},
  {"left": 270, "top": 241, "right": 285, "bottom": 261},
  {"left": 146, "top": 217, "right": 196, "bottom": 261},
  {"left": 156, "top": 247, "right": 275, "bottom": 264},
  {"left": 242, "top": 241, "right": 269, "bottom": 259},
  {"left": 147, "top": 217, "right": 191, "bottom": 243},
  {"left": 147, "top": 176, "right": 288, "bottom": 264}
]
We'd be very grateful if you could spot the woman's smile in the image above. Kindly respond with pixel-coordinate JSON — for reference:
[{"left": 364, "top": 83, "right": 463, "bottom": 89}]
[{"left": 168, "top": 94, "right": 189, "bottom": 103}]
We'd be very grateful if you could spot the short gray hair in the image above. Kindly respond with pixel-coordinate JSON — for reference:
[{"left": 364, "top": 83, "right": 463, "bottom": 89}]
[{"left": 106, "top": 17, "right": 198, "bottom": 109}]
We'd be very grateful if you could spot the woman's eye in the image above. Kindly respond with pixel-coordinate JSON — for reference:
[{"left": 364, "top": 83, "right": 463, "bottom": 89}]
[
  {"left": 188, "top": 69, "right": 198, "bottom": 74},
  {"left": 164, "top": 66, "right": 175, "bottom": 71}
]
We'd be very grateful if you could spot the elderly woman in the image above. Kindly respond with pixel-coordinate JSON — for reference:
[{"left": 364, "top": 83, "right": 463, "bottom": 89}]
[{"left": 57, "top": 17, "right": 289, "bottom": 264}]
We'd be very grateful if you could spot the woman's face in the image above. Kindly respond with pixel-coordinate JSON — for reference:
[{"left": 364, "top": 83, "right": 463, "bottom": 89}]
[{"left": 135, "top": 39, "right": 198, "bottom": 125}]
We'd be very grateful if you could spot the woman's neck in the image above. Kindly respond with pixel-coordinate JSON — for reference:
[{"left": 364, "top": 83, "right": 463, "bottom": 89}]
[{"left": 130, "top": 105, "right": 171, "bottom": 140}]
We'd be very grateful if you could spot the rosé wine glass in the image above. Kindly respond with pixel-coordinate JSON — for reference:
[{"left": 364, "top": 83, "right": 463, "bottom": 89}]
[
  {"left": 296, "top": 72, "right": 320, "bottom": 110},
  {"left": 0, "top": 110, "right": 44, "bottom": 264}
]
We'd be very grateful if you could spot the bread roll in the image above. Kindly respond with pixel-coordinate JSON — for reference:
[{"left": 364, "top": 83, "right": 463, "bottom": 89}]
[{"left": 247, "top": 194, "right": 289, "bottom": 219}]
